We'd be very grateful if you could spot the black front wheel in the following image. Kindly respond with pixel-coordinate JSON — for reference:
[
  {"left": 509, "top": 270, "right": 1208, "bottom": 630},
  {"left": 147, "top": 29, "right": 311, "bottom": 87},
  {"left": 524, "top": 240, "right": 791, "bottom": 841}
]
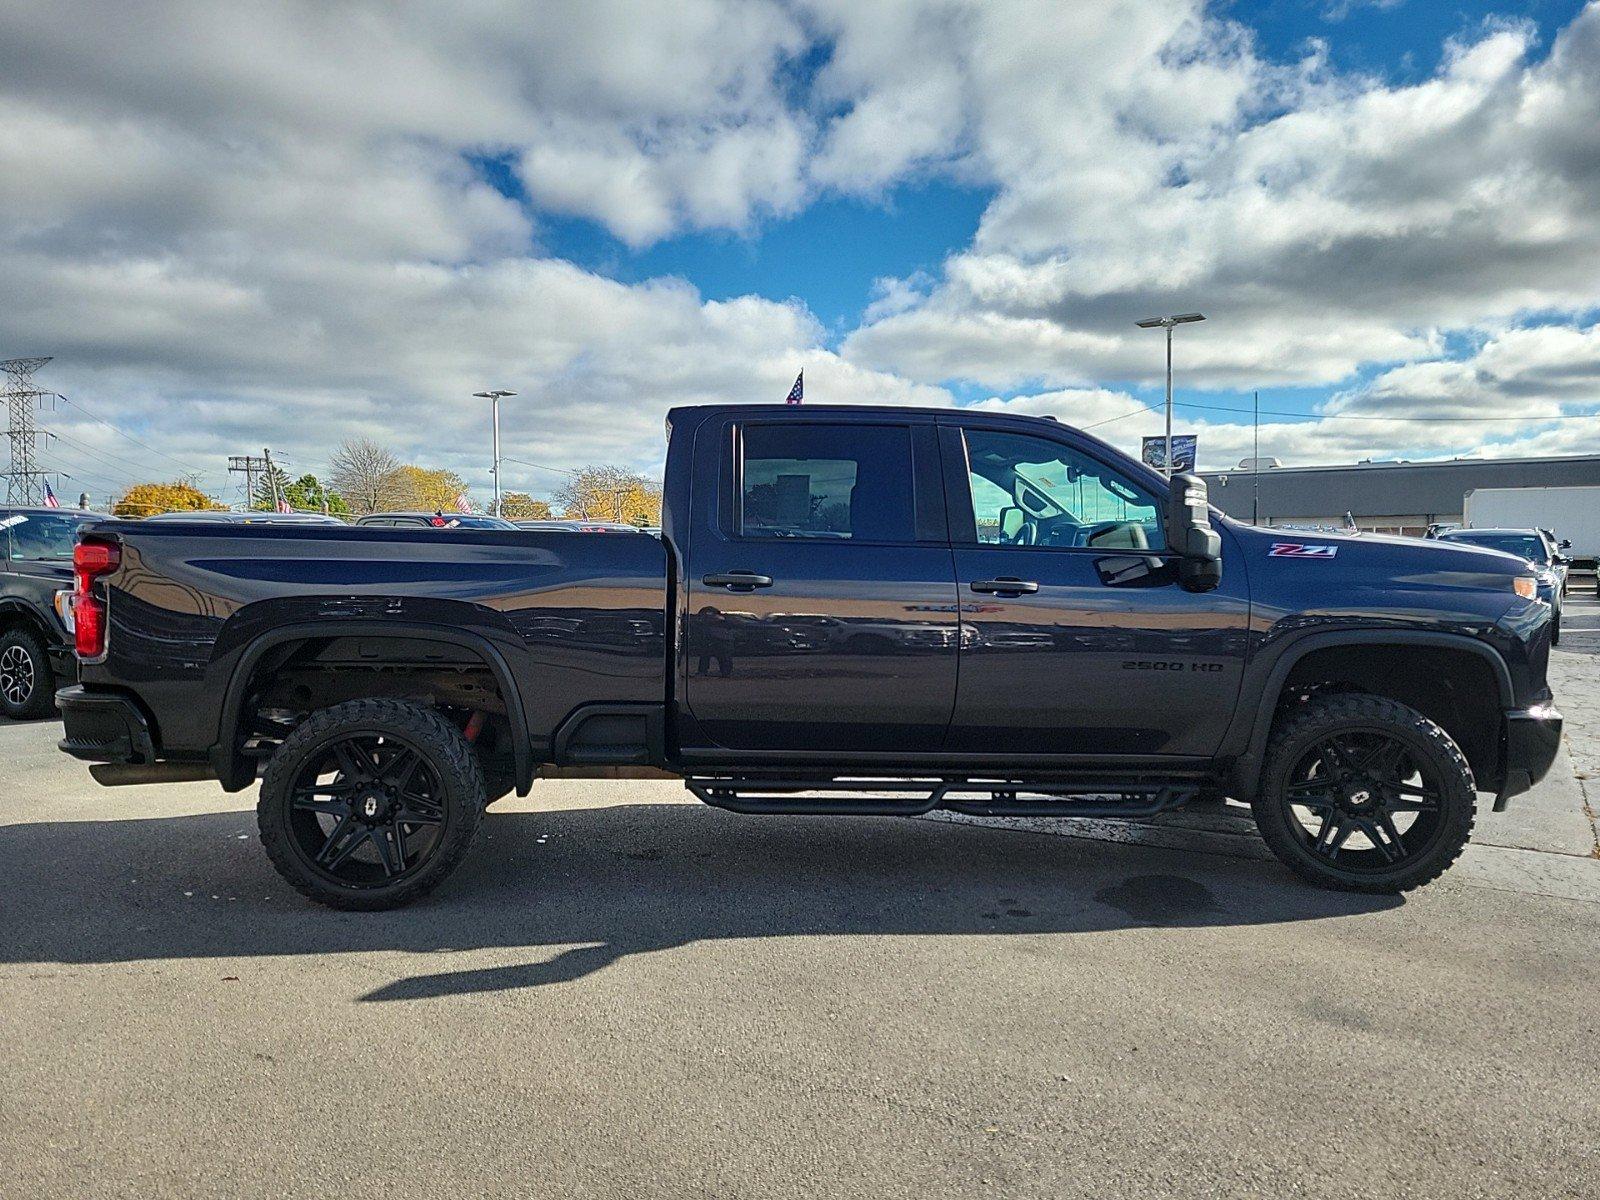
[
  {"left": 0, "top": 626, "right": 55, "bottom": 719},
  {"left": 1253, "top": 694, "right": 1476, "bottom": 893},
  {"left": 258, "top": 699, "right": 487, "bottom": 910}
]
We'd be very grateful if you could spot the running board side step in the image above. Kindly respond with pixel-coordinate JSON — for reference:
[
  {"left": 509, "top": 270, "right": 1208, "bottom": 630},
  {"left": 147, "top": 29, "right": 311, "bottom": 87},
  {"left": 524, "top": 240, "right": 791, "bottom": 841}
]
[{"left": 684, "top": 777, "right": 1195, "bottom": 818}]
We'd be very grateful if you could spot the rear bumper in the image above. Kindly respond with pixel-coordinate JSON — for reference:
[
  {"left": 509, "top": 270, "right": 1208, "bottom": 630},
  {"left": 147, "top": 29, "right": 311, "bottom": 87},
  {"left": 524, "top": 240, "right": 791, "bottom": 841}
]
[
  {"left": 1494, "top": 703, "right": 1563, "bottom": 810},
  {"left": 56, "top": 685, "right": 155, "bottom": 765}
]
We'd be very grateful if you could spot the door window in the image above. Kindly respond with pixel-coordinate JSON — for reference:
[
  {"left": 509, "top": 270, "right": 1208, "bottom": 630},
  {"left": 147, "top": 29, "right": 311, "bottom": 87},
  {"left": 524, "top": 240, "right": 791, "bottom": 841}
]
[
  {"left": 739, "top": 424, "right": 913, "bottom": 542},
  {"left": 962, "top": 430, "right": 1165, "bottom": 551}
]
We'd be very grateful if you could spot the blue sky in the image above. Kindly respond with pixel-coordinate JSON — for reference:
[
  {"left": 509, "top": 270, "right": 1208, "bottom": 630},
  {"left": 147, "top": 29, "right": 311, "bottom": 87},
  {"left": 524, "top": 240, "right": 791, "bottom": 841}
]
[{"left": 3, "top": 0, "right": 1598, "bottom": 500}]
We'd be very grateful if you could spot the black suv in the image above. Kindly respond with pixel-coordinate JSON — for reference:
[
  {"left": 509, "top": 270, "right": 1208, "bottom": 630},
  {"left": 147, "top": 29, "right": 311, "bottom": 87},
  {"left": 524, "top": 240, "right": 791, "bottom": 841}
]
[{"left": 0, "top": 506, "right": 98, "bottom": 718}]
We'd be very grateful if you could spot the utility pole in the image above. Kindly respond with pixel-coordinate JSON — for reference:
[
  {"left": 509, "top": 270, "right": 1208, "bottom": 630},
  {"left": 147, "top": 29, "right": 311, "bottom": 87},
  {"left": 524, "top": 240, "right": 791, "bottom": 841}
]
[
  {"left": 473, "top": 390, "right": 516, "bottom": 516},
  {"left": 262, "top": 447, "right": 284, "bottom": 511},
  {"left": 228, "top": 453, "right": 270, "bottom": 511},
  {"left": 3, "top": 356, "right": 53, "bottom": 504},
  {"left": 1134, "top": 313, "right": 1205, "bottom": 476}
]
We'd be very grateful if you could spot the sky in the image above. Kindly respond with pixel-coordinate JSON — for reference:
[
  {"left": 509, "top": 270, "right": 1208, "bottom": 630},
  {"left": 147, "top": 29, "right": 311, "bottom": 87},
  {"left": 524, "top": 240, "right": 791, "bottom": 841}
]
[{"left": 1, "top": 0, "right": 1598, "bottom": 507}]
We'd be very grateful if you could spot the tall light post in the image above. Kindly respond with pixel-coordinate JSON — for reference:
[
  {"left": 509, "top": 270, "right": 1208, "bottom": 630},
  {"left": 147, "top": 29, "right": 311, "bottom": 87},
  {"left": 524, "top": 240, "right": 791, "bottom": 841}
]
[
  {"left": 472, "top": 389, "right": 516, "bottom": 515},
  {"left": 1134, "top": 312, "right": 1205, "bottom": 475}
]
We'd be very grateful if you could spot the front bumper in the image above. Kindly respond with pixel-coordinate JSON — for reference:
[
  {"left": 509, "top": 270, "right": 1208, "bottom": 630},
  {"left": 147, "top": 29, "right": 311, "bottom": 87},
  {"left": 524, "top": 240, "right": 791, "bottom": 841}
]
[
  {"left": 56, "top": 685, "right": 155, "bottom": 764},
  {"left": 1494, "top": 703, "right": 1563, "bottom": 810}
]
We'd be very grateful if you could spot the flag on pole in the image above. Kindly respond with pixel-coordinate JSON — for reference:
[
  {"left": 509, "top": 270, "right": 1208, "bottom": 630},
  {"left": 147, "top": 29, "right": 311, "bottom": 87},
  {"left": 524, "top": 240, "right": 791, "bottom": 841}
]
[
  {"left": 42, "top": 479, "right": 60, "bottom": 508},
  {"left": 785, "top": 370, "right": 803, "bottom": 405},
  {"left": 275, "top": 496, "right": 292, "bottom": 514},
  {"left": 454, "top": 494, "right": 473, "bottom": 514}
]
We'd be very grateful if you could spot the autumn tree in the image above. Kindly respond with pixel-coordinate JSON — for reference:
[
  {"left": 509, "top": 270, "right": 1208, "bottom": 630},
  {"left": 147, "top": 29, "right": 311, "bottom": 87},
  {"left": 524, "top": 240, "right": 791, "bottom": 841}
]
[
  {"left": 500, "top": 492, "right": 551, "bottom": 520},
  {"left": 113, "top": 481, "right": 227, "bottom": 518},
  {"left": 554, "top": 466, "right": 662, "bottom": 526},
  {"left": 390, "top": 465, "right": 472, "bottom": 512},
  {"left": 327, "top": 437, "right": 403, "bottom": 515}
]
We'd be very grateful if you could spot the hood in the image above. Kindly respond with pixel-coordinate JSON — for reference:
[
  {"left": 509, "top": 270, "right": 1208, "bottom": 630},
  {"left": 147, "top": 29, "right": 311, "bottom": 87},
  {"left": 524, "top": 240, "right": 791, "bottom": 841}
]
[{"left": 1226, "top": 521, "right": 1534, "bottom": 594}]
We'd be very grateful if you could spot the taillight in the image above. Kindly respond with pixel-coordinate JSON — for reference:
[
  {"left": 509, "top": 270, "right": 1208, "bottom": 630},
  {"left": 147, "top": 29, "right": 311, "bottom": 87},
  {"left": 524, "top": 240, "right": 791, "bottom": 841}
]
[{"left": 73, "top": 539, "right": 120, "bottom": 661}]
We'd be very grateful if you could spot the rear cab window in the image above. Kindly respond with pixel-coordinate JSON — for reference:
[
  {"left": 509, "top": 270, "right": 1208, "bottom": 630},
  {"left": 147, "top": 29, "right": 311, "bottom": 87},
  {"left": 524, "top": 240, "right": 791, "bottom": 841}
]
[
  {"left": 738, "top": 424, "right": 915, "bottom": 543},
  {"left": 4, "top": 512, "right": 93, "bottom": 563}
]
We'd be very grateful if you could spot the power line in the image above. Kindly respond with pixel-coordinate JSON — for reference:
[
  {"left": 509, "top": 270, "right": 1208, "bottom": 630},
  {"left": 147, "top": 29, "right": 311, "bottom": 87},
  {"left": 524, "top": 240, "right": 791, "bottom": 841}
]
[
  {"left": 499, "top": 455, "right": 577, "bottom": 477},
  {"left": 53, "top": 392, "right": 212, "bottom": 476}
]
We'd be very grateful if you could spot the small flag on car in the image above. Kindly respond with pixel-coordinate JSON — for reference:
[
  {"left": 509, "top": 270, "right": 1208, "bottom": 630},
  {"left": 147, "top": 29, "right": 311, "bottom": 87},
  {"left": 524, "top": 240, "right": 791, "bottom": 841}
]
[
  {"left": 785, "top": 370, "right": 803, "bottom": 405},
  {"left": 454, "top": 494, "right": 473, "bottom": 514},
  {"left": 276, "top": 497, "right": 292, "bottom": 514},
  {"left": 43, "top": 479, "right": 60, "bottom": 508}
]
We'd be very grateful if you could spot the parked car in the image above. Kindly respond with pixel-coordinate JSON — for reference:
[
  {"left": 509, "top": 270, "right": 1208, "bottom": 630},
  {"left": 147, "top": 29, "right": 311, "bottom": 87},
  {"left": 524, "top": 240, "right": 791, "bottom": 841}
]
[
  {"left": 355, "top": 512, "right": 517, "bottom": 530},
  {"left": 57, "top": 404, "right": 1560, "bottom": 909},
  {"left": 0, "top": 506, "right": 99, "bottom": 718},
  {"left": 144, "top": 509, "right": 347, "bottom": 525},
  {"left": 512, "top": 519, "right": 579, "bottom": 532},
  {"left": 1437, "top": 527, "right": 1568, "bottom": 642}
]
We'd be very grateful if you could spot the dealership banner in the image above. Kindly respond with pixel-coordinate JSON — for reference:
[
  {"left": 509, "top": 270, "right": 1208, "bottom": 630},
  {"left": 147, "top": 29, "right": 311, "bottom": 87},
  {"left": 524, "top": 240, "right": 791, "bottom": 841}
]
[{"left": 1141, "top": 434, "right": 1197, "bottom": 472}]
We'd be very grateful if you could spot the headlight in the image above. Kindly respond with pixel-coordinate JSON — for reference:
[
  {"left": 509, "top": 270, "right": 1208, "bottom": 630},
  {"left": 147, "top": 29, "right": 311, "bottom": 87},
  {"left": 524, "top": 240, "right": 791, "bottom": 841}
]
[{"left": 1512, "top": 577, "right": 1537, "bottom": 599}]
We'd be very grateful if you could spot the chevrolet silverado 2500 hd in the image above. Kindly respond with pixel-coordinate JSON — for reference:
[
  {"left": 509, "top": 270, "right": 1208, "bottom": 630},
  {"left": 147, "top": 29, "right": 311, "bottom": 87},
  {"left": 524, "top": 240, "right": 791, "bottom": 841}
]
[{"left": 56, "top": 405, "right": 1562, "bottom": 908}]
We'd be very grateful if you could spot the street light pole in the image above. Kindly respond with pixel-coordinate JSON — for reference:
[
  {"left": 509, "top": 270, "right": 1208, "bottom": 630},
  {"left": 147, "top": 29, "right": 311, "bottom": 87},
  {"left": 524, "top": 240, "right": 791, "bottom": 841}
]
[
  {"left": 1135, "top": 312, "right": 1205, "bottom": 476},
  {"left": 472, "top": 389, "right": 517, "bottom": 516}
]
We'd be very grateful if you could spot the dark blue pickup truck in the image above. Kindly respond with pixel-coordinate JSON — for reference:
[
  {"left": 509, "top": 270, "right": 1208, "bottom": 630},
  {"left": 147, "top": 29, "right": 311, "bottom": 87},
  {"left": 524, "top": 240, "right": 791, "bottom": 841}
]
[{"left": 56, "top": 405, "right": 1562, "bottom": 908}]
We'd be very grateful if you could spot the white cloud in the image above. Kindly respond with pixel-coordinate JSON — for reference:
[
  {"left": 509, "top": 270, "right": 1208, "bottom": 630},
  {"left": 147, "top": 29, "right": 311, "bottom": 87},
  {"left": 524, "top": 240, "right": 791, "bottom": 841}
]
[{"left": 2, "top": 0, "right": 1599, "bottom": 504}]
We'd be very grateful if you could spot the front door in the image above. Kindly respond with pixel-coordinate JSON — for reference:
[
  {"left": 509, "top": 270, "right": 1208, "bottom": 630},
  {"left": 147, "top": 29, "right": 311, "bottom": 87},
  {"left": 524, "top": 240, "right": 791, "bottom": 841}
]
[
  {"left": 682, "top": 417, "right": 959, "bottom": 755},
  {"left": 941, "top": 422, "right": 1249, "bottom": 756}
]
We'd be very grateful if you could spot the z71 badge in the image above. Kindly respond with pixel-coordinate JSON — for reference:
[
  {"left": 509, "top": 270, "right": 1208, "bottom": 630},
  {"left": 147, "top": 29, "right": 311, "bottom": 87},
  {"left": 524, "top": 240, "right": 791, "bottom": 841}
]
[{"left": 1269, "top": 542, "right": 1338, "bottom": 558}]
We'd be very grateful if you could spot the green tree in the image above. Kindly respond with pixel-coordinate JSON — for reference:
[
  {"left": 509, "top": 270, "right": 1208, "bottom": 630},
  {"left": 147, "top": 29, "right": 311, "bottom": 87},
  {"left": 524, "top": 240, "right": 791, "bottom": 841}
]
[{"left": 284, "top": 474, "right": 349, "bottom": 515}]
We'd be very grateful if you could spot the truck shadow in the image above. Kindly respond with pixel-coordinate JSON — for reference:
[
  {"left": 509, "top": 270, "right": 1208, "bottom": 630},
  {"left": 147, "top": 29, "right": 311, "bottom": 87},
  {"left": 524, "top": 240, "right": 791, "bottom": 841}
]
[{"left": 0, "top": 803, "right": 1400, "bottom": 1000}]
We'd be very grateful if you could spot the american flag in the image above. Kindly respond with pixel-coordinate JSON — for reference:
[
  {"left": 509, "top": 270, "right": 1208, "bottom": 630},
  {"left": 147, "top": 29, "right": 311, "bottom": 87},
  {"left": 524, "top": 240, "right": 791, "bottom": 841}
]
[
  {"left": 454, "top": 494, "right": 473, "bottom": 514},
  {"left": 785, "top": 370, "right": 803, "bottom": 405},
  {"left": 276, "top": 496, "right": 292, "bottom": 514},
  {"left": 43, "top": 479, "right": 60, "bottom": 508}
]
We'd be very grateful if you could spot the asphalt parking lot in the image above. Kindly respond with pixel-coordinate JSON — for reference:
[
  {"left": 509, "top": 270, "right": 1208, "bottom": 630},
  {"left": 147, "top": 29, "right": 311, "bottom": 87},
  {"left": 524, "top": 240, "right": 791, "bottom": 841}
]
[{"left": 3, "top": 598, "right": 1598, "bottom": 1199}]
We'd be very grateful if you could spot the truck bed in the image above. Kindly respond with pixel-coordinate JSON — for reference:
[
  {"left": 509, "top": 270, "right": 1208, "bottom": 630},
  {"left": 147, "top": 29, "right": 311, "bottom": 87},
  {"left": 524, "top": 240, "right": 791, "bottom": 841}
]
[{"left": 75, "top": 520, "right": 669, "bottom": 777}]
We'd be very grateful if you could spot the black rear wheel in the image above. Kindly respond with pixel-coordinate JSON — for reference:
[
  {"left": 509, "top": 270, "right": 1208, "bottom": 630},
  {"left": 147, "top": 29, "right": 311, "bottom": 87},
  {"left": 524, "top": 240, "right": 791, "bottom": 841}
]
[
  {"left": 258, "top": 700, "right": 486, "bottom": 910},
  {"left": 0, "top": 626, "right": 55, "bottom": 719},
  {"left": 1253, "top": 694, "right": 1475, "bottom": 893}
]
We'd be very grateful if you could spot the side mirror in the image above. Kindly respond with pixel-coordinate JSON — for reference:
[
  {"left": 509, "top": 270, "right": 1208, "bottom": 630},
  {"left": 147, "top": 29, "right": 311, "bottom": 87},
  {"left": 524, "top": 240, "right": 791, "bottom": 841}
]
[
  {"left": 998, "top": 506, "right": 1025, "bottom": 543},
  {"left": 1165, "top": 472, "right": 1222, "bottom": 593}
]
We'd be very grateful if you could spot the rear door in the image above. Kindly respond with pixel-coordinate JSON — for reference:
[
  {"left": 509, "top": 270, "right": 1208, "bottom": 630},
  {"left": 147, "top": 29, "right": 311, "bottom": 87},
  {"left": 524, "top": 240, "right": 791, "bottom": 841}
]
[
  {"left": 680, "top": 414, "right": 959, "bottom": 755},
  {"left": 941, "top": 419, "right": 1249, "bottom": 757}
]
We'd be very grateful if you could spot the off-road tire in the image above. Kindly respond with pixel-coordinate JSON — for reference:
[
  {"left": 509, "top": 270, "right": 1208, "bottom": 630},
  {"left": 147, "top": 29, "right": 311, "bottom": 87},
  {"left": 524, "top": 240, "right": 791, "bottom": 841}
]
[
  {"left": 1253, "top": 694, "right": 1475, "bottom": 894},
  {"left": 258, "top": 699, "right": 487, "bottom": 910},
  {"left": 0, "top": 626, "right": 55, "bottom": 719}
]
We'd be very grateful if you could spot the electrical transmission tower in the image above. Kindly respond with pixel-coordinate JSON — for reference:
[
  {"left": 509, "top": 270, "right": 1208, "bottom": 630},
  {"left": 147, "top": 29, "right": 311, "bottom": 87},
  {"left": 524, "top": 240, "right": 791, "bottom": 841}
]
[{"left": 3, "top": 356, "right": 53, "bottom": 505}]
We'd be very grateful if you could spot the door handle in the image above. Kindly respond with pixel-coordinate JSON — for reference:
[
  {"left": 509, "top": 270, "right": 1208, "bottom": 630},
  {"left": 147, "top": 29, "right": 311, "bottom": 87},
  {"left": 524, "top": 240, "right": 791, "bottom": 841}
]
[
  {"left": 970, "top": 577, "right": 1039, "bottom": 595},
  {"left": 703, "top": 572, "right": 774, "bottom": 590}
]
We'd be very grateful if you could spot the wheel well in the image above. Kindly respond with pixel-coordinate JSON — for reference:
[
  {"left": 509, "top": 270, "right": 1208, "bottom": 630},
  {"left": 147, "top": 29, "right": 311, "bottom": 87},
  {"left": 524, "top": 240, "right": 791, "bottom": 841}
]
[
  {"left": 0, "top": 606, "right": 51, "bottom": 642},
  {"left": 229, "top": 634, "right": 519, "bottom": 786},
  {"left": 1275, "top": 644, "right": 1502, "bottom": 788}
]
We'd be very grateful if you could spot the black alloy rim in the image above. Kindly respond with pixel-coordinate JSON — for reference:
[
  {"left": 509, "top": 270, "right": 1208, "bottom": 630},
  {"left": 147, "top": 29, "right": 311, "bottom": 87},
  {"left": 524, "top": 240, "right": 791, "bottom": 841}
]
[
  {"left": 0, "top": 644, "right": 36, "bottom": 706},
  {"left": 1280, "top": 727, "right": 1446, "bottom": 872},
  {"left": 284, "top": 732, "right": 448, "bottom": 887}
]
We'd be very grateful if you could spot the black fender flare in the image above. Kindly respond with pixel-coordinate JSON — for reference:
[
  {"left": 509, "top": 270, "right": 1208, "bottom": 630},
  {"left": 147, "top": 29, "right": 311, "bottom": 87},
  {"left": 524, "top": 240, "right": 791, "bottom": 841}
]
[
  {"left": 210, "top": 621, "right": 533, "bottom": 795},
  {"left": 0, "top": 595, "right": 58, "bottom": 639},
  {"left": 1224, "top": 629, "right": 1513, "bottom": 800}
]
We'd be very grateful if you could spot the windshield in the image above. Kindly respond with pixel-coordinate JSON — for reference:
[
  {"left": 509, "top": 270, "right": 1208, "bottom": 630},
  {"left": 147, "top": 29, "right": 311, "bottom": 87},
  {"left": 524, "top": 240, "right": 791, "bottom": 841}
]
[
  {"left": 1442, "top": 532, "right": 1547, "bottom": 562},
  {"left": 4, "top": 512, "right": 94, "bottom": 562}
]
